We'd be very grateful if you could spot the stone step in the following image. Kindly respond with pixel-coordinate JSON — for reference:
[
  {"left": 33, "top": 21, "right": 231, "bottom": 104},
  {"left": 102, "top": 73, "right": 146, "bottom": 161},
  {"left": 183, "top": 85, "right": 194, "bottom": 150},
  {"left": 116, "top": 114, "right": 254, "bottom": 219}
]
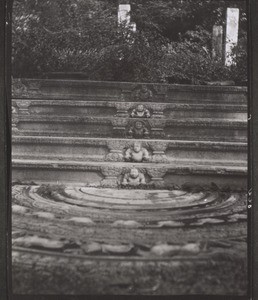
[
  {"left": 12, "top": 99, "right": 247, "bottom": 120},
  {"left": 12, "top": 159, "right": 247, "bottom": 190},
  {"left": 13, "top": 115, "right": 247, "bottom": 142},
  {"left": 12, "top": 136, "right": 247, "bottom": 164},
  {"left": 12, "top": 78, "right": 247, "bottom": 104}
]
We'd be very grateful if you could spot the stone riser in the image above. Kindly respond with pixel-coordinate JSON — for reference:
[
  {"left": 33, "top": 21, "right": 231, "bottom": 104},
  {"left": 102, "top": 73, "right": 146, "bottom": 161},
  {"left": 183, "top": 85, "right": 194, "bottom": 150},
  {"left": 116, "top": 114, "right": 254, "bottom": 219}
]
[
  {"left": 13, "top": 117, "right": 247, "bottom": 142},
  {"left": 12, "top": 99, "right": 247, "bottom": 120},
  {"left": 12, "top": 159, "right": 247, "bottom": 190},
  {"left": 12, "top": 79, "right": 247, "bottom": 104},
  {"left": 12, "top": 136, "right": 247, "bottom": 165}
]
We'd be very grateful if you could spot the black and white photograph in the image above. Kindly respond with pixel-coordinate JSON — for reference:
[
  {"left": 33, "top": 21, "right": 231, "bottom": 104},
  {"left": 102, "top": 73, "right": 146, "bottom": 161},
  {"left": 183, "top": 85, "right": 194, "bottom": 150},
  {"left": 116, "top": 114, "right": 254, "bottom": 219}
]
[{"left": 10, "top": 0, "right": 249, "bottom": 296}]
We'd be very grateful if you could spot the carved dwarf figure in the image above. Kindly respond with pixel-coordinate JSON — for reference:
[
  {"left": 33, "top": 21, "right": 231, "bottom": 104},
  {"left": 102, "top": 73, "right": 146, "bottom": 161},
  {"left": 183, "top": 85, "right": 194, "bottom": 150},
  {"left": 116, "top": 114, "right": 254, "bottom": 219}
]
[
  {"left": 130, "top": 104, "right": 151, "bottom": 118},
  {"left": 125, "top": 142, "right": 150, "bottom": 162},
  {"left": 135, "top": 85, "right": 153, "bottom": 101},
  {"left": 122, "top": 167, "right": 146, "bottom": 186},
  {"left": 128, "top": 121, "right": 149, "bottom": 138}
]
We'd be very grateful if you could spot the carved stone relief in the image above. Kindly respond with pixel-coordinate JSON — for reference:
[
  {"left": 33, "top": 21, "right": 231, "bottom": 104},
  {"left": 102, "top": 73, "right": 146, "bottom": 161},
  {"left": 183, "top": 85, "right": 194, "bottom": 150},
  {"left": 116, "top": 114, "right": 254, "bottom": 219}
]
[
  {"left": 132, "top": 85, "right": 153, "bottom": 101},
  {"left": 12, "top": 79, "right": 42, "bottom": 98},
  {"left": 115, "top": 103, "right": 132, "bottom": 117},
  {"left": 124, "top": 142, "right": 150, "bottom": 162},
  {"left": 100, "top": 166, "right": 122, "bottom": 187},
  {"left": 130, "top": 104, "right": 151, "bottom": 118},
  {"left": 122, "top": 167, "right": 146, "bottom": 186},
  {"left": 149, "top": 141, "right": 169, "bottom": 163},
  {"left": 16, "top": 100, "right": 31, "bottom": 115},
  {"left": 148, "top": 119, "right": 166, "bottom": 138},
  {"left": 151, "top": 103, "right": 166, "bottom": 118},
  {"left": 147, "top": 168, "right": 167, "bottom": 187},
  {"left": 111, "top": 118, "right": 128, "bottom": 129},
  {"left": 127, "top": 120, "right": 150, "bottom": 139}
]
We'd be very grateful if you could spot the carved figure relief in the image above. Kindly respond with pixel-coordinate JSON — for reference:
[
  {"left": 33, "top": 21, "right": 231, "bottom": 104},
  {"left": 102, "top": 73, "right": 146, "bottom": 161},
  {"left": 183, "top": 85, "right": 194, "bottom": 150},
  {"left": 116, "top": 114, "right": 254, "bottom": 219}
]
[
  {"left": 127, "top": 121, "right": 149, "bottom": 139},
  {"left": 133, "top": 85, "right": 153, "bottom": 101},
  {"left": 122, "top": 167, "right": 146, "bottom": 186},
  {"left": 125, "top": 142, "right": 150, "bottom": 162},
  {"left": 12, "top": 79, "right": 42, "bottom": 98},
  {"left": 12, "top": 79, "right": 29, "bottom": 97},
  {"left": 130, "top": 104, "right": 151, "bottom": 118}
]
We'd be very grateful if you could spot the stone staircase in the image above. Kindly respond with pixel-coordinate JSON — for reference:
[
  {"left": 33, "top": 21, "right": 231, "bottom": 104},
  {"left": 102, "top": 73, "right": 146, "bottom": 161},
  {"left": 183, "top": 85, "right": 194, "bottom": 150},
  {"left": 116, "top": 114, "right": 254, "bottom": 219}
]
[
  {"left": 12, "top": 78, "right": 248, "bottom": 189},
  {"left": 11, "top": 78, "right": 248, "bottom": 295}
]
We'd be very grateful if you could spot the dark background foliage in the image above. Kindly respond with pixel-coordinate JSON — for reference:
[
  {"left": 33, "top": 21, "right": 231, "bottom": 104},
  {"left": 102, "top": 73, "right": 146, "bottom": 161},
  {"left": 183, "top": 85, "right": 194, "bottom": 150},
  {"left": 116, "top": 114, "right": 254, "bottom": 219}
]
[{"left": 12, "top": 0, "right": 247, "bottom": 84}]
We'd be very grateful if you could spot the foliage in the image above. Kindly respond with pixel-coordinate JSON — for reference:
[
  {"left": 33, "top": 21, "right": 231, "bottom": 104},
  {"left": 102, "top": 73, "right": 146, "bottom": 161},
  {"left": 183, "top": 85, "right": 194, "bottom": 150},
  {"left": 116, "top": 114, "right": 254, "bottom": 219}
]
[
  {"left": 12, "top": 0, "right": 247, "bottom": 84},
  {"left": 160, "top": 26, "right": 235, "bottom": 84}
]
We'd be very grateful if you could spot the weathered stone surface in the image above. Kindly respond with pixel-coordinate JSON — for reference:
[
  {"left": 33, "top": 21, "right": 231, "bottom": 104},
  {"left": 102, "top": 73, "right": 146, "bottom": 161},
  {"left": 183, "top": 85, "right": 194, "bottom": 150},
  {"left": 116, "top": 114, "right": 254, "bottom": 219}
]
[
  {"left": 68, "top": 217, "right": 95, "bottom": 225},
  {"left": 212, "top": 25, "right": 223, "bottom": 60},
  {"left": 157, "top": 221, "right": 185, "bottom": 228},
  {"left": 102, "top": 244, "right": 134, "bottom": 254},
  {"left": 82, "top": 242, "right": 102, "bottom": 254},
  {"left": 32, "top": 212, "right": 55, "bottom": 219},
  {"left": 112, "top": 220, "right": 142, "bottom": 228},
  {"left": 192, "top": 218, "right": 225, "bottom": 226},
  {"left": 12, "top": 236, "right": 64, "bottom": 250},
  {"left": 150, "top": 244, "right": 181, "bottom": 256},
  {"left": 12, "top": 204, "right": 30, "bottom": 214}
]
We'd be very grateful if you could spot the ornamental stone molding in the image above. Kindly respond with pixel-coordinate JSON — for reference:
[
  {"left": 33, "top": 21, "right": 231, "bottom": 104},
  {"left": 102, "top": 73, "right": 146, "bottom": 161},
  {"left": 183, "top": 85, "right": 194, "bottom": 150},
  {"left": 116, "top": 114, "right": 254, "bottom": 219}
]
[
  {"left": 115, "top": 102, "right": 132, "bottom": 117},
  {"left": 149, "top": 141, "right": 168, "bottom": 152},
  {"left": 101, "top": 178, "right": 119, "bottom": 188},
  {"left": 151, "top": 103, "right": 166, "bottom": 118},
  {"left": 148, "top": 141, "right": 168, "bottom": 163},
  {"left": 101, "top": 166, "right": 122, "bottom": 178},
  {"left": 148, "top": 118, "right": 166, "bottom": 129},
  {"left": 16, "top": 100, "right": 31, "bottom": 115},
  {"left": 151, "top": 154, "right": 169, "bottom": 163},
  {"left": 105, "top": 152, "right": 124, "bottom": 162},
  {"left": 147, "top": 167, "right": 167, "bottom": 187},
  {"left": 100, "top": 166, "right": 122, "bottom": 187},
  {"left": 147, "top": 167, "right": 167, "bottom": 180},
  {"left": 106, "top": 140, "right": 125, "bottom": 151},
  {"left": 111, "top": 118, "right": 128, "bottom": 129}
]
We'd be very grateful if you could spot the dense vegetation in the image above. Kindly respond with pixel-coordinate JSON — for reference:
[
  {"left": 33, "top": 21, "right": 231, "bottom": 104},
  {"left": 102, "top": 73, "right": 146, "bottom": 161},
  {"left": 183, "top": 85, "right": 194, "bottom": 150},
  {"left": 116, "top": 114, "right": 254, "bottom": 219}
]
[{"left": 12, "top": 0, "right": 247, "bottom": 84}]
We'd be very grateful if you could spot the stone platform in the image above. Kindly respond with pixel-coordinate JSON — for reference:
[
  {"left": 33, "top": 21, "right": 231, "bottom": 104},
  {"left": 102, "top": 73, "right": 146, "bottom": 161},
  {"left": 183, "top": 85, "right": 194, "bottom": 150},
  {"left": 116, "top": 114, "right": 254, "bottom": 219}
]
[{"left": 12, "top": 184, "right": 247, "bottom": 295}]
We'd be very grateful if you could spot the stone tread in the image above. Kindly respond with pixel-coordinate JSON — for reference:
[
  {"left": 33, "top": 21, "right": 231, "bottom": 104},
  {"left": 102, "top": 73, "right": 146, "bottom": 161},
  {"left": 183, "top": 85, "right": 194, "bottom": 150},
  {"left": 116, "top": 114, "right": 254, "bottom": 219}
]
[
  {"left": 12, "top": 158, "right": 247, "bottom": 171},
  {"left": 12, "top": 135, "right": 248, "bottom": 147}
]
